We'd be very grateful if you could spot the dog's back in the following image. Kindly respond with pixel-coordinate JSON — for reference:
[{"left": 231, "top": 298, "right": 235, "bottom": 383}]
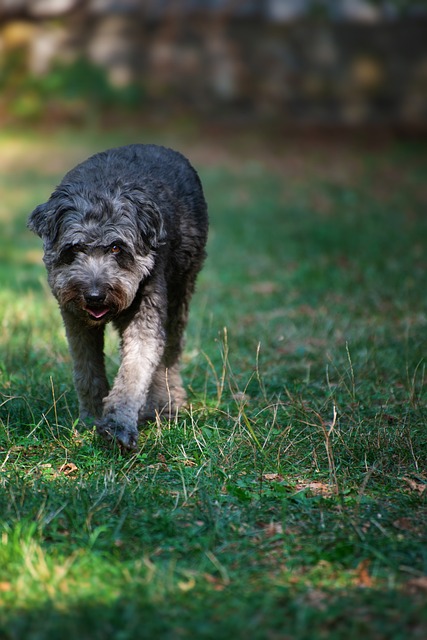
[{"left": 63, "top": 144, "right": 207, "bottom": 228}]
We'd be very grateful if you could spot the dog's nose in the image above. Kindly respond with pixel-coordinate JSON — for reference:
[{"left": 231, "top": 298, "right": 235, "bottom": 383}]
[{"left": 85, "top": 291, "right": 106, "bottom": 305}]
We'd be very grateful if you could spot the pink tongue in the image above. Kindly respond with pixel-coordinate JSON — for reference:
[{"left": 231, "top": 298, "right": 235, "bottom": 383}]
[{"left": 86, "top": 306, "right": 109, "bottom": 319}]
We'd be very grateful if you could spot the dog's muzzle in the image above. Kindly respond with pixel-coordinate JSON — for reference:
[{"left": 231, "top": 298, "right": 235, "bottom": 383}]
[{"left": 84, "top": 291, "right": 110, "bottom": 320}]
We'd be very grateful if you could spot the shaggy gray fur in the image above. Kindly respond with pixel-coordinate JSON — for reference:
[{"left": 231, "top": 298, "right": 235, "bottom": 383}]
[{"left": 28, "top": 144, "right": 208, "bottom": 450}]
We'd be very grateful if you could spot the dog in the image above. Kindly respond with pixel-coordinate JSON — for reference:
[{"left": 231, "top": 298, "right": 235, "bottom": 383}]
[{"left": 28, "top": 144, "right": 208, "bottom": 450}]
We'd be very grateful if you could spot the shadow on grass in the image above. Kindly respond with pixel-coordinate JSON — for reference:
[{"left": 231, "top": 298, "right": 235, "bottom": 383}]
[{"left": 2, "top": 583, "right": 426, "bottom": 640}]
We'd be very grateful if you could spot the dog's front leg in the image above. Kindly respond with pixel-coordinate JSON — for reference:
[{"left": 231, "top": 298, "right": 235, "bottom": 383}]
[
  {"left": 61, "top": 310, "right": 110, "bottom": 424},
  {"left": 96, "top": 304, "right": 166, "bottom": 450}
]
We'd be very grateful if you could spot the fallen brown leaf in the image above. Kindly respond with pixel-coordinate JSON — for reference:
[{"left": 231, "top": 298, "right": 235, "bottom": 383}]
[
  {"left": 392, "top": 517, "right": 418, "bottom": 532},
  {"left": 156, "top": 453, "right": 169, "bottom": 470},
  {"left": 182, "top": 459, "right": 197, "bottom": 467},
  {"left": 402, "top": 476, "right": 426, "bottom": 495},
  {"left": 295, "top": 481, "right": 335, "bottom": 497},
  {"left": 57, "top": 462, "right": 78, "bottom": 476},
  {"left": 204, "top": 573, "right": 226, "bottom": 591},
  {"left": 354, "top": 559, "right": 373, "bottom": 588},
  {"left": 260, "top": 521, "right": 284, "bottom": 537},
  {"left": 263, "top": 473, "right": 285, "bottom": 482},
  {"left": 406, "top": 576, "right": 427, "bottom": 593}
]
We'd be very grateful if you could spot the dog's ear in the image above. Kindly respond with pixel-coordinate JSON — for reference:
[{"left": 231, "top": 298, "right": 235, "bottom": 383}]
[
  {"left": 123, "top": 188, "right": 167, "bottom": 250},
  {"left": 28, "top": 191, "right": 70, "bottom": 248},
  {"left": 27, "top": 201, "right": 57, "bottom": 245}
]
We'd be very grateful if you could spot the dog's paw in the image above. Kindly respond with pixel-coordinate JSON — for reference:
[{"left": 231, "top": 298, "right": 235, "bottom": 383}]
[{"left": 96, "top": 416, "right": 139, "bottom": 451}]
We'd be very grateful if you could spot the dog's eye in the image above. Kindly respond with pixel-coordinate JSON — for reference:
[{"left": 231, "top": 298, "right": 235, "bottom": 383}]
[
  {"left": 110, "top": 244, "right": 121, "bottom": 255},
  {"left": 60, "top": 243, "right": 84, "bottom": 264}
]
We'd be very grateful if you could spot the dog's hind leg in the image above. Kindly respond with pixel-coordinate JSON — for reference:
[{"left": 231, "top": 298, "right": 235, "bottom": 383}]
[
  {"left": 144, "top": 310, "right": 188, "bottom": 420},
  {"left": 140, "top": 362, "right": 186, "bottom": 423},
  {"left": 61, "top": 310, "right": 109, "bottom": 424},
  {"left": 139, "top": 267, "right": 199, "bottom": 423}
]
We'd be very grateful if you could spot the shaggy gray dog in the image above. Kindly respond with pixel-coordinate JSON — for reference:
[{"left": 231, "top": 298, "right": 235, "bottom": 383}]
[{"left": 28, "top": 144, "right": 208, "bottom": 450}]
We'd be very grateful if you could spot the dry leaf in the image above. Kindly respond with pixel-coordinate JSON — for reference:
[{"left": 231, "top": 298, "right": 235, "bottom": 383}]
[
  {"left": 156, "top": 453, "right": 169, "bottom": 470},
  {"left": 183, "top": 459, "right": 197, "bottom": 467},
  {"left": 402, "top": 477, "right": 426, "bottom": 495},
  {"left": 354, "top": 559, "right": 373, "bottom": 588},
  {"left": 263, "top": 473, "right": 285, "bottom": 482},
  {"left": 178, "top": 577, "right": 196, "bottom": 592},
  {"left": 204, "top": 573, "right": 226, "bottom": 591},
  {"left": 259, "top": 521, "right": 284, "bottom": 537},
  {"left": 295, "top": 481, "right": 334, "bottom": 497},
  {"left": 393, "top": 517, "right": 417, "bottom": 532},
  {"left": 57, "top": 462, "right": 78, "bottom": 476},
  {"left": 407, "top": 577, "right": 427, "bottom": 593}
]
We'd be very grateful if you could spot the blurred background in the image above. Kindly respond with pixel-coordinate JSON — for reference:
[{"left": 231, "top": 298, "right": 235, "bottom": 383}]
[{"left": 0, "top": 0, "right": 426, "bottom": 131}]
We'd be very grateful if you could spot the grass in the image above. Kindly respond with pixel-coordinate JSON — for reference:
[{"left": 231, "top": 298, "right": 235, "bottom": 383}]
[{"left": 0, "top": 126, "right": 426, "bottom": 639}]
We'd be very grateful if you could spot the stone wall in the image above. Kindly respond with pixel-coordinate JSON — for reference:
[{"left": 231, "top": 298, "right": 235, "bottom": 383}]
[{"left": 0, "top": 6, "right": 426, "bottom": 126}]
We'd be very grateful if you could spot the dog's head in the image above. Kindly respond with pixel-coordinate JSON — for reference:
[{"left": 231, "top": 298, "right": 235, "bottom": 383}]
[{"left": 28, "top": 183, "right": 167, "bottom": 324}]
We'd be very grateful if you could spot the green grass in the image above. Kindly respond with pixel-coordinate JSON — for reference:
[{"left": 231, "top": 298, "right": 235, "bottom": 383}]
[{"left": 0, "top": 127, "right": 426, "bottom": 639}]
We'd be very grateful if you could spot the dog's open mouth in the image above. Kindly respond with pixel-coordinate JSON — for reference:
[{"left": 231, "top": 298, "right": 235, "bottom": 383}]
[{"left": 84, "top": 306, "right": 110, "bottom": 320}]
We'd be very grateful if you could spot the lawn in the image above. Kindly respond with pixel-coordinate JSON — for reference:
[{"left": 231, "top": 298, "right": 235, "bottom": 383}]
[{"left": 0, "top": 126, "right": 426, "bottom": 639}]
